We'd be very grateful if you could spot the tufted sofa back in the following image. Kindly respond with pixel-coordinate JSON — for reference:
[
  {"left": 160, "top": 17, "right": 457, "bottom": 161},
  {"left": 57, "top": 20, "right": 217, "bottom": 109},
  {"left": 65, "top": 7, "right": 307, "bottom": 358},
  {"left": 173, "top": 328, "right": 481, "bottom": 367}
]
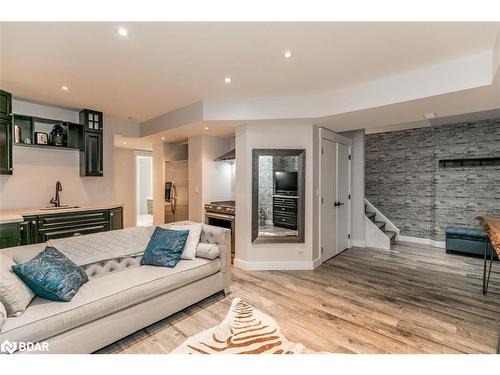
[{"left": 2, "top": 222, "right": 231, "bottom": 288}]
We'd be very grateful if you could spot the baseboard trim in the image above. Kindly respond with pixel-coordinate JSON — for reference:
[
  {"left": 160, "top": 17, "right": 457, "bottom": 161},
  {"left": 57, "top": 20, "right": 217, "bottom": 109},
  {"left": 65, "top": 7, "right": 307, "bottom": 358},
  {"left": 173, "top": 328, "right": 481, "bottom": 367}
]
[
  {"left": 398, "top": 235, "right": 445, "bottom": 249},
  {"left": 234, "top": 258, "right": 317, "bottom": 271},
  {"left": 312, "top": 257, "right": 322, "bottom": 269},
  {"left": 352, "top": 240, "right": 367, "bottom": 248}
]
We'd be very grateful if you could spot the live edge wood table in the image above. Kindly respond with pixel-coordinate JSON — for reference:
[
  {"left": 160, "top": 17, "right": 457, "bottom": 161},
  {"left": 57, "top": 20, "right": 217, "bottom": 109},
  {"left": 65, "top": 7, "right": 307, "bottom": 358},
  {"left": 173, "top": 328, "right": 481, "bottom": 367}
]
[{"left": 476, "top": 215, "right": 500, "bottom": 354}]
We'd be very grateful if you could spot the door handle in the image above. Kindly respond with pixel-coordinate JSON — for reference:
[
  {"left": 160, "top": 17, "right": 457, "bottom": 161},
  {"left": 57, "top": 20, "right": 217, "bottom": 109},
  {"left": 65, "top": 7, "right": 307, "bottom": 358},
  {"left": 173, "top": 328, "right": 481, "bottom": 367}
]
[{"left": 334, "top": 202, "right": 345, "bottom": 207}]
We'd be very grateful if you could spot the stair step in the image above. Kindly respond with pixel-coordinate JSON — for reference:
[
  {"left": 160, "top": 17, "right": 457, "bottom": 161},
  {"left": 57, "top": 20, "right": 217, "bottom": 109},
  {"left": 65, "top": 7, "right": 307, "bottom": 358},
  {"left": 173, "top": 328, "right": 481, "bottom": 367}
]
[
  {"left": 366, "top": 212, "right": 376, "bottom": 221},
  {"left": 384, "top": 230, "right": 397, "bottom": 242},
  {"left": 374, "top": 221, "right": 386, "bottom": 230}
]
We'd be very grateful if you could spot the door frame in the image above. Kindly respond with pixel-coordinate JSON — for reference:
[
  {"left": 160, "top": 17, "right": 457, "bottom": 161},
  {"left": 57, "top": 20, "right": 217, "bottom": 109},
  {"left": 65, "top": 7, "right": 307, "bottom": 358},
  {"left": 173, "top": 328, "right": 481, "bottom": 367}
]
[
  {"left": 134, "top": 150, "right": 153, "bottom": 226},
  {"left": 317, "top": 127, "right": 352, "bottom": 264}
]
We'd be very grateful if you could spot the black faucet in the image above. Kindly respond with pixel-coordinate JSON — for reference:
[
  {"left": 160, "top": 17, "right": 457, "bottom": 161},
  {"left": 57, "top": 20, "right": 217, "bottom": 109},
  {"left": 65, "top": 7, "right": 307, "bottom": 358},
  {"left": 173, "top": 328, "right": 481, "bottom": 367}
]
[{"left": 50, "top": 181, "right": 63, "bottom": 207}]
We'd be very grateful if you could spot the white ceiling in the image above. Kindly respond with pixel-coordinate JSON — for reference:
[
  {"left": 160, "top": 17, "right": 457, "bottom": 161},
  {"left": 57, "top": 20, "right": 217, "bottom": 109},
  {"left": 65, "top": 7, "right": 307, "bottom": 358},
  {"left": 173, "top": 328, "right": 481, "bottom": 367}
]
[{"left": 2, "top": 22, "right": 499, "bottom": 122}]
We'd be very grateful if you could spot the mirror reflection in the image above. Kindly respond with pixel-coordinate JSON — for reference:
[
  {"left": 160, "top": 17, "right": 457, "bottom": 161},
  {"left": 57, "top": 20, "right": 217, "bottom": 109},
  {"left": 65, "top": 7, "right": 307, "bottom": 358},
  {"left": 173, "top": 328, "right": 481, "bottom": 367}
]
[
  {"left": 258, "top": 155, "right": 299, "bottom": 237},
  {"left": 252, "top": 149, "right": 305, "bottom": 244}
]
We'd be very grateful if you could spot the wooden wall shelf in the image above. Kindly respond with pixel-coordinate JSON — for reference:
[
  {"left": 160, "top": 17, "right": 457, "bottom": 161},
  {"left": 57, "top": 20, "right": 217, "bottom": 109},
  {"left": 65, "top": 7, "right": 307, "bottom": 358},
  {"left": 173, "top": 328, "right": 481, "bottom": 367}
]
[
  {"left": 13, "top": 143, "right": 79, "bottom": 151},
  {"left": 438, "top": 157, "right": 500, "bottom": 168}
]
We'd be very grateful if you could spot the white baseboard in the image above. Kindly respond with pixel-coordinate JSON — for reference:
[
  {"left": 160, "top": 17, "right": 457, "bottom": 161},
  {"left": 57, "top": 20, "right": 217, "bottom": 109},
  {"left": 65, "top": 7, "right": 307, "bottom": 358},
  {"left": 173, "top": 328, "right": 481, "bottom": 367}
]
[
  {"left": 352, "top": 240, "right": 367, "bottom": 248},
  {"left": 398, "top": 235, "right": 445, "bottom": 249},
  {"left": 234, "top": 258, "right": 317, "bottom": 271},
  {"left": 312, "top": 257, "right": 322, "bottom": 269}
]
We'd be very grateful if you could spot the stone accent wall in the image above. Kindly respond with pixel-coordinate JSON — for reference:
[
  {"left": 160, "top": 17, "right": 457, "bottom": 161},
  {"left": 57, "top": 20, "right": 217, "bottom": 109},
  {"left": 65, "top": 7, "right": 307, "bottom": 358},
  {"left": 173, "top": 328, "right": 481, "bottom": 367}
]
[
  {"left": 258, "top": 156, "right": 273, "bottom": 223},
  {"left": 366, "top": 118, "right": 500, "bottom": 241}
]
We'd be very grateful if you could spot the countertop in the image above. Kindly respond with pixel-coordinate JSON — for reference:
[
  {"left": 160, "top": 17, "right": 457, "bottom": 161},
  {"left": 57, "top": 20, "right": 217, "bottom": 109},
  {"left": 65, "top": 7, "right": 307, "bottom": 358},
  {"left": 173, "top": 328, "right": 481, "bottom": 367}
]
[{"left": 0, "top": 202, "right": 124, "bottom": 224}]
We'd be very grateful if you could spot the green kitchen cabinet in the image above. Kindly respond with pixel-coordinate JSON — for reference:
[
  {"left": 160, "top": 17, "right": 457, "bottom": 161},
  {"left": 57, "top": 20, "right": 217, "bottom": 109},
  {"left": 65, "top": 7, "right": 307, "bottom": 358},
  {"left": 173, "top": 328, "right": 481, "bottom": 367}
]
[
  {"left": 0, "top": 207, "right": 124, "bottom": 249},
  {"left": 0, "top": 117, "right": 13, "bottom": 175},
  {"left": 80, "top": 131, "right": 103, "bottom": 176},
  {"left": 0, "top": 89, "right": 12, "bottom": 119},
  {"left": 0, "top": 89, "right": 13, "bottom": 175},
  {"left": 79, "top": 109, "right": 104, "bottom": 177},
  {"left": 0, "top": 222, "right": 20, "bottom": 248},
  {"left": 109, "top": 207, "right": 123, "bottom": 231}
]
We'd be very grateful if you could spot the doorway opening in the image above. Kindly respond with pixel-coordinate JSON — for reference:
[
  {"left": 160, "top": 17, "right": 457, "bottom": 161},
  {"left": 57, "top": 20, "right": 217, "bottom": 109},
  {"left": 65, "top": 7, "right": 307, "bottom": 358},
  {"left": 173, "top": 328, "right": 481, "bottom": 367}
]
[{"left": 135, "top": 153, "right": 153, "bottom": 227}]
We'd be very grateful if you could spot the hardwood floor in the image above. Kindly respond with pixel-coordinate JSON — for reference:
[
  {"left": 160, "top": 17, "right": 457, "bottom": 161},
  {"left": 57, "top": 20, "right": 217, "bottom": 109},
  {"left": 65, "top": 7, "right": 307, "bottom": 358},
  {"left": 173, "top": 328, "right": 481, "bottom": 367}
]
[{"left": 98, "top": 242, "right": 500, "bottom": 354}]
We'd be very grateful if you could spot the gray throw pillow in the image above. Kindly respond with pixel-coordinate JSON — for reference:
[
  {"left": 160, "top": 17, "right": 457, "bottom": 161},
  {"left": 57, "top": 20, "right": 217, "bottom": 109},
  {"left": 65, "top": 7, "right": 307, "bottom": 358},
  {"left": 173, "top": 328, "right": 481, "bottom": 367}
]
[{"left": 0, "top": 254, "right": 35, "bottom": 317}]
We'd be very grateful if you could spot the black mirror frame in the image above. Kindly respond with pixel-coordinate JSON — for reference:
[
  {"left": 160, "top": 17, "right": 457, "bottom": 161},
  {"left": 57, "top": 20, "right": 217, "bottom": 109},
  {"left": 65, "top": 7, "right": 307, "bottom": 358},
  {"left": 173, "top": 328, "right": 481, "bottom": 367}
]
[{"left": 251, "top": 149, "right": 306, "bottom": 244}]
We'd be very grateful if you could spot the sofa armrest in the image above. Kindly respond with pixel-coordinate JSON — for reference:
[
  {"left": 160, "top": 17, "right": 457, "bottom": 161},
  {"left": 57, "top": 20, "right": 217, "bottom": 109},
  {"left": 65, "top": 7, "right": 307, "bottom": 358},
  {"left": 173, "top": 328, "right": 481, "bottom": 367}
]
[{"left": 200, "top": 224, "right": 231, "bottom": 292}]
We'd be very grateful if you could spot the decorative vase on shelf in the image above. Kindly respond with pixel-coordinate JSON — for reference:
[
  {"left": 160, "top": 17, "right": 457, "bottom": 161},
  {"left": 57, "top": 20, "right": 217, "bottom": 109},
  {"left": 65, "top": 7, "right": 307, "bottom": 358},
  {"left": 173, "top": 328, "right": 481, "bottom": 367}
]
[{"left": 49, "top": 123, "right": 65, "bottom": 146}]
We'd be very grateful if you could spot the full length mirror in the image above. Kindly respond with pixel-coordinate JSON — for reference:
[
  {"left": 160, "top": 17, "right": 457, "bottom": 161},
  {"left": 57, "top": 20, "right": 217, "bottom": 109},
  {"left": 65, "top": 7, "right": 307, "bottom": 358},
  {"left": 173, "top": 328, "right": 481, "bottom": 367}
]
[{"left": 252, "top": 149, "right": 305, "bottom": 243}]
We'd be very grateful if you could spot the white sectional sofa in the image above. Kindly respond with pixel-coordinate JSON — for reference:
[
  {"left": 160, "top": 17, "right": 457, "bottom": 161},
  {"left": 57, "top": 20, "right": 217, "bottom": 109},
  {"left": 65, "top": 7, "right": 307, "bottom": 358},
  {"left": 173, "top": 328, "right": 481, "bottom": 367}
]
[{"left": 0, "top": 222, "right": 231, "bottom": 354}]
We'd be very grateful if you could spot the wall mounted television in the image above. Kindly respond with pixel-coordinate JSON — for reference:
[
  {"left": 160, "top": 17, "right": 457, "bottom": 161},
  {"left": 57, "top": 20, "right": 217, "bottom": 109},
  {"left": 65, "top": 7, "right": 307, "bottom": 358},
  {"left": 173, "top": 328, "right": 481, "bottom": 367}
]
[{"left": 275, "top": 171, "right": 298, "bottom": 195}]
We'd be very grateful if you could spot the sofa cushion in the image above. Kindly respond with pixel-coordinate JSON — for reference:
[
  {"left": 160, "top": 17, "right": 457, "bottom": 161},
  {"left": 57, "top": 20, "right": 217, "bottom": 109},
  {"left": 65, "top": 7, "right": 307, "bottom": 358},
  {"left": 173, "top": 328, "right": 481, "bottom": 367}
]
[
  {"left": 0, "top": 254, "right": 36, "bottom": 317},
  {"left": 12, "top": 246, "right": 89, "bottom": 302},
  {"left": 0, "top": 301, "right": 6, "bottom": 329},
  {"left": 0, "top": 258, "right": 220, "bottom": 343},
  {"left": 141, "top": 227, "right": 189, "bottom": 267}
]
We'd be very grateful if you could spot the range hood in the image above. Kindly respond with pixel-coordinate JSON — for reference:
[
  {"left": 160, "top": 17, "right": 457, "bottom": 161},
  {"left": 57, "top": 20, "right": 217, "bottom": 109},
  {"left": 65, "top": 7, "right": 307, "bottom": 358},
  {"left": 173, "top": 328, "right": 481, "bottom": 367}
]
[{"left": 214, "top": 149, "right": 235, "bottom": 161}]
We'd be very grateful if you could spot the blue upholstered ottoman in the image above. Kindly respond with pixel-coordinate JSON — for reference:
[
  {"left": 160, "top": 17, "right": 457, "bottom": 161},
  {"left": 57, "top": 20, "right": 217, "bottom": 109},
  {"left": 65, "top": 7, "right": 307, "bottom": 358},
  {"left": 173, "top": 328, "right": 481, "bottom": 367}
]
[{"left": 445, "top": 227, "right": 496, "bottom": 258}]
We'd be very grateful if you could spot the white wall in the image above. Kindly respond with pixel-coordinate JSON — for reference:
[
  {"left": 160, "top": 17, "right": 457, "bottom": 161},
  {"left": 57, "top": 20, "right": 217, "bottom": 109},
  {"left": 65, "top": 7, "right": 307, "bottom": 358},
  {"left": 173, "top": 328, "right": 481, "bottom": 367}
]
[
  {"left": 136, "top": 156, "right": 152, "bottom": 215},
  {"left": 114, "top": 148, "right": 135, "bottom": 227},
  {"left": 188, "top": 136, "right": 203, "bottom": 222},
  {"left": 188, "top": 135, "right": 233, "bottom": 222},
  {"left": 234, "top": 123, "right": 315, "bottom": 270},
  {"left": 152, "top": 142, "right": 164, "bottom": 225},
  {"left": 340, "top": 129, "right": 366, "bottom": 246},
  {"left": 0, "top": 99, "right": 140, "bottom": 212}
]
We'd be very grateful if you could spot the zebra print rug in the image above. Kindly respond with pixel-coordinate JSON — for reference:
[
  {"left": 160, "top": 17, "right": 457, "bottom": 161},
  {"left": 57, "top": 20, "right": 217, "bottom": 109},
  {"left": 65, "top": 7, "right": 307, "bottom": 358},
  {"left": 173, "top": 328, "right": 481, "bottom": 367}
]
[{"left": 171, "top": 298, "right": 309, "bottom": 354}]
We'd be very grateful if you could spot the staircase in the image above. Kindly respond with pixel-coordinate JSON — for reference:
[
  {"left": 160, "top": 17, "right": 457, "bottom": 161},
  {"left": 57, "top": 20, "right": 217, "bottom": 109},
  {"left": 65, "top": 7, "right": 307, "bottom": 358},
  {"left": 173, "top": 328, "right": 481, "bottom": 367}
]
[
  {"left": 364, "top": 199, "right": 400, "bottom": 250},
  {"left": 365, "top": 209, "right": 397, "bottom": 244}
]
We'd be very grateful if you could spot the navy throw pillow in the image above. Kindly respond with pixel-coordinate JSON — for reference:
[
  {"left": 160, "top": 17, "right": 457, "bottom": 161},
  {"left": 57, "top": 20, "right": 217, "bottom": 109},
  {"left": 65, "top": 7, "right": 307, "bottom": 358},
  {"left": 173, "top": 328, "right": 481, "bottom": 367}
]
[
  {"left": 12, "top": 246, "right": 89, "bottom": 302},
  {"left": 141, "top": 227, "right": 189, "bottom": 267}
]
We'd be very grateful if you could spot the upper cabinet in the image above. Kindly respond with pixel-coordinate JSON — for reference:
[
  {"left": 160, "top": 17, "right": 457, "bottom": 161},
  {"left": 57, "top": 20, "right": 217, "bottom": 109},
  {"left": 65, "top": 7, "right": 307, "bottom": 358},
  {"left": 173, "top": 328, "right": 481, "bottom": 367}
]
[
  {"left": 79, "top": 109, "right": 104, "bottom": 176},
  {"left": 80, "top": 109, "right": 103, "bottom": 132},
  {"left": 0, "top": 89, "right": 13, "bottom": 175},
  {"left": 0, "top": 90, "right": 12, "bottom": 119}
]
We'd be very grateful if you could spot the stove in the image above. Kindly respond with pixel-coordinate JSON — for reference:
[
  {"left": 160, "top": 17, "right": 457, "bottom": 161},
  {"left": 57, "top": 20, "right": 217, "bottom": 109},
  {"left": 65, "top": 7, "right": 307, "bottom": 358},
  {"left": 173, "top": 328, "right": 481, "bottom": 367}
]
[
  {"left": 204, "top": 200, "right": 235, "bottom": 263},
  {"left": 204, "top": 200, "right": 235, "bottom": 216}
]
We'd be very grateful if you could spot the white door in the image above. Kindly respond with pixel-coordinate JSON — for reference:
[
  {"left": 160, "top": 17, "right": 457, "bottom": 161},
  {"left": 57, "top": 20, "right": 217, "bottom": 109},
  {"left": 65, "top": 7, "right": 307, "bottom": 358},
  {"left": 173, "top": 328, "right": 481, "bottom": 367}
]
[
  {"left": 321, "top": 138, "right": 337, "bottom": 262},
  {"left": 336, "top": 143, "right": 350, "bottom": 253}
]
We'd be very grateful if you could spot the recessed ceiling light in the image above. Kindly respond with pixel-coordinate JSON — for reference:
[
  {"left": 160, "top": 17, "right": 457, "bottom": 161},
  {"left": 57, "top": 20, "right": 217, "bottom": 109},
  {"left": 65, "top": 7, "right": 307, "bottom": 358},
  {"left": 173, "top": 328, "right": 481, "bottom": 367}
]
[
  {"left": 161, "top": 137, "right": 165, "bottom": 140},
  {"left": 423, "top": 112, "right": 436, "bottom": 120},
  {"left": 224, "top": 76, "right": 232, "bottom": 84},
  {"left": 203, "top": 126, "right": 209, "bottom": 130},
  {"left": 283, "top": 50, "right": 292, "bottom": 59},
  {"left": 117, "top": 27, "right": 128, "bottom": 37},
  {"left": 61, "top": 85, "right": 70, "bottom": 91}
]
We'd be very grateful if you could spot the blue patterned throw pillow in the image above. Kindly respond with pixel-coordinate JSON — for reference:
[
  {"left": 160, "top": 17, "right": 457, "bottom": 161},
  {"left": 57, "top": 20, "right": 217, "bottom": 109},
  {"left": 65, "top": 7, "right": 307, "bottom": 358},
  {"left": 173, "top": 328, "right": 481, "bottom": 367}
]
[
  {"left": 12, "top": 246, "right": 89, "bottom": 302},
  {"left": 141, "top": 227, "right": 189, "bottom": 267}
]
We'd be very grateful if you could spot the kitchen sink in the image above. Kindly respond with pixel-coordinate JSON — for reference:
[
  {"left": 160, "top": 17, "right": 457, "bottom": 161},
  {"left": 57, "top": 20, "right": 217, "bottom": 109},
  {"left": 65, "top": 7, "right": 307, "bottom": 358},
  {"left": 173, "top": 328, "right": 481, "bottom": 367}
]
[{"left": 39, "top": 205, "right": 80, "bottom": 211}]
